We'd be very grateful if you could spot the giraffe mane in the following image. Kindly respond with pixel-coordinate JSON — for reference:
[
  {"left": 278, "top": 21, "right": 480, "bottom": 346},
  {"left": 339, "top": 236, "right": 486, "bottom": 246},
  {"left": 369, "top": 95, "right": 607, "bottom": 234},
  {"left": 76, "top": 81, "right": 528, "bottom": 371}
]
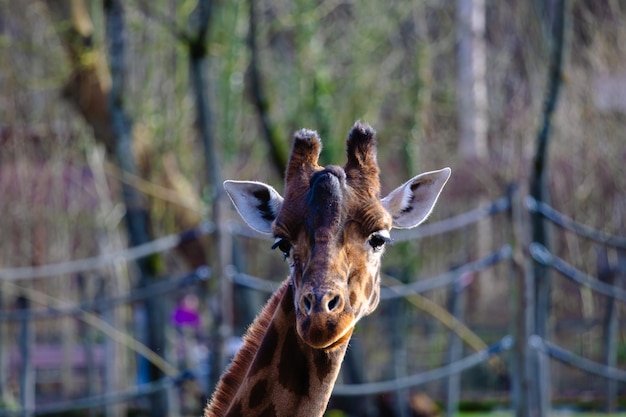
[{"left": 204, "top": 279, "right": 290, "bottom": 417}]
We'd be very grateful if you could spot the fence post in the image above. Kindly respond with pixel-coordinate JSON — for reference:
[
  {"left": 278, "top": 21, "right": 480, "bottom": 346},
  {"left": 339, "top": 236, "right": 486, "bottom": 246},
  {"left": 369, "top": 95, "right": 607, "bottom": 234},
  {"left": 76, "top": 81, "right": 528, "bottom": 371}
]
[
  {"left": 507, "top": 184, "right": 535, "bottom": 417},
  {"left": 0, "top": 285, "right": 5, "bottom": 403},
  {"left": 17, "top": 295, "right": 34, "bottom": 417},
  {"left": 445, "top": 273, "right": 466, "bottom": 417},
  {"left": 104, "top": 2, "right": 168, "bottom": 415},
  {"left": 78, "top": 274, "right": 98, "bottom": 417},
  {"left": 598, "top": 248, "right": 618, "bottom": 412},
  {"left": 185, "top": 0, "right": 235, "bottom": 394},
  {"left": 527, "top": 0, "right": 567, "bottom": 413},
  {"left": 390, "top": 293, "right": 409, "bottom": 417}
]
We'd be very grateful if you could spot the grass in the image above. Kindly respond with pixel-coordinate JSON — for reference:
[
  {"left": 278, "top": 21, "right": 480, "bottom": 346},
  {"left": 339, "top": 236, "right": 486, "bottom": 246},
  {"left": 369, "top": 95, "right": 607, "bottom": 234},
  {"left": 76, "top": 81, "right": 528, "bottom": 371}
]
[{"left": 457, "top": 413, "right": 626, "bottom": 417}]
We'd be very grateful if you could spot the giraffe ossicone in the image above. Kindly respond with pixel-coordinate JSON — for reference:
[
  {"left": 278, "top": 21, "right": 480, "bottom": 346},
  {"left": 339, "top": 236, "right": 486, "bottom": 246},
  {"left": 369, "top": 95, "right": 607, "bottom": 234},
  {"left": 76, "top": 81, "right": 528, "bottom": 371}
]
[{"left": 205, "top": 121, "right": 450, "bottom": 417}]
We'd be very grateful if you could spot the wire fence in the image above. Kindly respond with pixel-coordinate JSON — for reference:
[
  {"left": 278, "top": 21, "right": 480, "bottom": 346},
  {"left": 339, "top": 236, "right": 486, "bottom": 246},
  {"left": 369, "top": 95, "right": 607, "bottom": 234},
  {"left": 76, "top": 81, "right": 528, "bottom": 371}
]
[
  {"left": 0, "top": 266, "right": 212, "bottom": 321},
  {"left": 0, "top": 222, "right": 215, "bottom": 281},
  {"left": 530, "top": 243, "right": 626, "bottom": 302},
  {"left": 524, "top": 194, "right": 626, "bottom": 415},
  {"left": 526, "top": 196, "right": 626, "bottom": 248},
  {"left": 333, "top": 336, "right": 514, "bottom": 396},
  {"left": 0, "top": 377, "right": 174, "bottom": 417},
  {"left": 2, "top": 191, "right": 625, "bottom": 416},
  {"left": 530, "top": 336, "right": 626, "bottom": 383}
]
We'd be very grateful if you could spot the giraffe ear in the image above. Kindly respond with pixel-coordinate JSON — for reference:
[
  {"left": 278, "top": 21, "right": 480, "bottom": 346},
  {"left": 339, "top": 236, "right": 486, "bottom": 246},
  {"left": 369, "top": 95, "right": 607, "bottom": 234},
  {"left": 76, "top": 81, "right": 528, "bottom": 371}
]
[
  {"left": 382, "top": 167, "right": 451, "bottom": 229},
  {"left": 223, "top": 180, "right": 284, "bottom": 234}
]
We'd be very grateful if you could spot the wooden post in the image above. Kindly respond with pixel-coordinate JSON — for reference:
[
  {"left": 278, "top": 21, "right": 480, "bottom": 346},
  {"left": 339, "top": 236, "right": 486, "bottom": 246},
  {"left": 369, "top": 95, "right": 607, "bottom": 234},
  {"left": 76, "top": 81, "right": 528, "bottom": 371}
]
[
  {"left": 61, "top": 278, "right": 76, "bottom": 400},
  {"left": 598, "top": 248, "right": 618, "bottom": 413},
  {"left": 247, "top": 0, "right": 287, "bottom": 178},
  {"left": 528, "top": 0, "right": 567, "bottom": 414},
  {"left": 445, "top": 272, "right": 466, "bottom": 417},
  {"left": 78, "top": 274, "right": 100, "bottom": 417},
  {"left": 17, "top": 295, "right": 34, "bottom": 417},
  {"left": 102, "top": 293, "right": 118, "bottom": 417},
  {"left": 508, "top": 184, "right": 534, "bottom": 417},
  {"left": 390, "top": 296, "right": 409, "bottom": 417},
  {"left": 0, "top": 285, "right": 5, "bottom": 403},
  {"left": 186, "top": 0, "right": 234, "bottom": 393},
  {"left": 104, "top": 2, "right": 167, "bottom": 415},
  {"left": 89, "top": 145, "right": 129, "bottom": 417}
]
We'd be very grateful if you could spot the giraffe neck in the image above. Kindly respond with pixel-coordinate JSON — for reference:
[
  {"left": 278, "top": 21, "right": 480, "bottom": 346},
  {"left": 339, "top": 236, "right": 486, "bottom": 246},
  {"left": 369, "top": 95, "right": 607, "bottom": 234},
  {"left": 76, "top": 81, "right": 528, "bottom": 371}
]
[{"left": 204, "top": 279, "right": 350, "bottom": 417}]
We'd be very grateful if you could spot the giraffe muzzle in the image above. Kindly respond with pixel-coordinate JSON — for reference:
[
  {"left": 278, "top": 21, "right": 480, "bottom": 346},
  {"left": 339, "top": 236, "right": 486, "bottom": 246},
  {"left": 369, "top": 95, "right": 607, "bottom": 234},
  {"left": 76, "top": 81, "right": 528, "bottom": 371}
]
[
  {"left": 295, "top": 287, "right": 354, "bottom": 350},
  {"left": 299, "top": 289, "right": 344, "bottom": 315}
]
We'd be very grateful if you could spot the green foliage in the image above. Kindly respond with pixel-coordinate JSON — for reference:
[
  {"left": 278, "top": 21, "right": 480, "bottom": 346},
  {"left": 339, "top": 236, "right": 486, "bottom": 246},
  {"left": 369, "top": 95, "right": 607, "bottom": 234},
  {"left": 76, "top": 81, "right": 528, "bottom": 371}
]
[
  {"left": 458, "top": 399, "right": 502, "bottom": 412},
  {"left": 325, "top": 410, "right": 349, "bottom": 417},
  {"left": 616, "top": 339, "right": 626, "bottom": 363}
]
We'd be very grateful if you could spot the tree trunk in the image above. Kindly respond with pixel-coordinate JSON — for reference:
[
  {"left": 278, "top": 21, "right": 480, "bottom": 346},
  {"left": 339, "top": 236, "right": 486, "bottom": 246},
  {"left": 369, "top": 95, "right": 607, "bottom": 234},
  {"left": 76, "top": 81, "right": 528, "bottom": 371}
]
[
  {"left": 103, "top": 2, "right": 167, "bottom": 416},
  {"left": 529, "top": 1, "right": 566, "bottom": 414},
  {"left": 185, "top": 0, "right": 234, "bottom": 394},
  {"left": 44, "top": 0, "right": 207, "bottom": 269},
  {"left": 17, "top": 295, "right": 34, "bottom": 417},
  {"left": 456, "top": 0, "right": 488, "bottom": 160},
  {"left": 456, "top": 0, "right": 493, "bottom": 324},
  {"left": 247, "top": 0, "right": 288, "bottom": 178}
]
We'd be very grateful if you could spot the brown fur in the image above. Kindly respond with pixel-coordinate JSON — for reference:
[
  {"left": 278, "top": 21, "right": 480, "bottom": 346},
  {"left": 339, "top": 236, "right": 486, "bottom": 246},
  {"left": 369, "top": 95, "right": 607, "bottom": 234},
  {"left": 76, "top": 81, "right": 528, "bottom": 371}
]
[
  {"left": 206, "top": 121, "right": 448, "bottom": 417},
  {"left": 206, "top": 123, "right": 386, "bottom": 416},
  {"left": 204, "top": 279, "right": 290, "bottom": 417}
]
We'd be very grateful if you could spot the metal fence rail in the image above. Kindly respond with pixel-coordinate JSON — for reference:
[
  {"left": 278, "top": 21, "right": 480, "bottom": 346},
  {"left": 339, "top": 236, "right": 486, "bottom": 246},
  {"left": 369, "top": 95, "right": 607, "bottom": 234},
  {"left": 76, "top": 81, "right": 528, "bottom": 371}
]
[
  {"left": 527, "top": 198, "right": 626, "bottom": 416},
  {"left": 391, "top": 196, "right": 510, "bottom": 242},
  {"left": 380, "top": 245, "right": 512, "bottom": 299},
  {"left": 530, "top": 336, "right": 626, "bottom": 382},
  {"left": 2, "top": 194, "right": 625, "bottom": 416},
  {"left": 0, "top": 267, "right": 211, "bottom": 321},
  {"left": 333, "top": 336, "right": 513, "bottom": 396},
  {"left": 0, "top": 222, "right": 215, "bottom": 281},
  {"left": 0, "top": 377, "right": 174, "bottom": 417},
  {"left": 527, "top": 196, "right": 626, "bottom": 249},
  {"left": 530, "top": 243, "right": 626, "bottom": 302}
]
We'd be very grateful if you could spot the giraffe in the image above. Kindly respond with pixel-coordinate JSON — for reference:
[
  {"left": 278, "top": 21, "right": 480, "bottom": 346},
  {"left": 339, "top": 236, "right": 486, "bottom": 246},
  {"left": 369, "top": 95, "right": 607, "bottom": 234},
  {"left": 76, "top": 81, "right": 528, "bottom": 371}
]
[{"left": 205, "top": 121, "right": 450, "bottom": 417}]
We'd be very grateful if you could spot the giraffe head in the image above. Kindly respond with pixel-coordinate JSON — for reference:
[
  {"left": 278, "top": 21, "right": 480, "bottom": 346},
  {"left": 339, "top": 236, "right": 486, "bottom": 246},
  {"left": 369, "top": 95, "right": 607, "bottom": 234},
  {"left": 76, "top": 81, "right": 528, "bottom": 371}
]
[{"left": 224, "top": 121, "right": 450, "bottom": 351}]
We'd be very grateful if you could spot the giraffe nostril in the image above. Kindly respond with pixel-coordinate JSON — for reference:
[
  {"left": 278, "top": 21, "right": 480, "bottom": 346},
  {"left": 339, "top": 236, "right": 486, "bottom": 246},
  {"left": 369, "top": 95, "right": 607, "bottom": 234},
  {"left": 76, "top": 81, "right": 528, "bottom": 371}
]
[
  {"left": 300, "top": 291, "right": 343, "bottom": 315},
  {"left": 327, "top": 294, "right": 341, "bottom": 312}
]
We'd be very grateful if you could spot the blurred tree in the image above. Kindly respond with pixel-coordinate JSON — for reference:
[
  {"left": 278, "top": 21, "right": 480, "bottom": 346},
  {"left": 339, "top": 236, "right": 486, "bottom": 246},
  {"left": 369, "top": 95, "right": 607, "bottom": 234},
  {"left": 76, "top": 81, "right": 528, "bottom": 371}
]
[
  {"left": 104, "top": 1, "right": 168, "bottom": 415},
  {"left": 455, "top": 0, "right": 497, "bottom": 327},
  {"left": 41, "top": 1, "right": 207, "bottom": 414},
  {"left": 183, "top": 0, "right": 236, "bottom": 394},
  {"left": 456, "top": 0, "right": 488, "bottom": 160},
  {"left": 44, "top": 0, "right": 207, "bottom": 269},
  {"left": 247, "top": 0, "right": 288, "bottom": 178}
]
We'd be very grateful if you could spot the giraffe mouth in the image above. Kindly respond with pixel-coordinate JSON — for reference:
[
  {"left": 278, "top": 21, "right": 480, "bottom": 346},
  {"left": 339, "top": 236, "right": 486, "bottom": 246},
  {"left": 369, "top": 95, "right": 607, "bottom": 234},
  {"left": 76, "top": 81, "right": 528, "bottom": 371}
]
[
  {"left": 324, "top": 327, "right": 354, "bottom": 351},
  {"left": 296, "top": 312, "right": 355, "bottom": 351}
]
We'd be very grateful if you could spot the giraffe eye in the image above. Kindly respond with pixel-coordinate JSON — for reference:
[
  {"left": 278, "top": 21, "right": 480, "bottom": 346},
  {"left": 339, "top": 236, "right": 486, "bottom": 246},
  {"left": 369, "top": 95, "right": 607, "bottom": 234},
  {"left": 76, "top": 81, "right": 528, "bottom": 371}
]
[
  {"left": 272, "top": 237, "right": 292, "bottom": 260},
  {"left": 369, "top": 231, "right": 392, "bottom": 252}
]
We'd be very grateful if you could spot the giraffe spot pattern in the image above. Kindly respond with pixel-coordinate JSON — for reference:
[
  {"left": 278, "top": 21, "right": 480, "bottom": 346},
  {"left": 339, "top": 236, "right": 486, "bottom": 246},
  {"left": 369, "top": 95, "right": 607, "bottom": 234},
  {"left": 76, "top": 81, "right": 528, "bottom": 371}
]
[
  {"left": 349, "top": 291, "right": 357, "bottom": 306},
  {"left": 325, "top": 318, "right": 337, "bottom": 336},
  {"left": 313, "top": 350, "right": 333, "bottom": 382},
  {"left": 364, "top": 280, "right": 373, "bottom": 299},
  {"left": 278, "top": 326, "right": 310, "bottom": 397},
  {"left": 281, "top": 285, "right": 294, "bottom": 316},
  {"left": 250, "top": 323, "right": 279, "bottom": 378},
  {"left": 249, "top": 378, "right": 268, "bottom": 410}
]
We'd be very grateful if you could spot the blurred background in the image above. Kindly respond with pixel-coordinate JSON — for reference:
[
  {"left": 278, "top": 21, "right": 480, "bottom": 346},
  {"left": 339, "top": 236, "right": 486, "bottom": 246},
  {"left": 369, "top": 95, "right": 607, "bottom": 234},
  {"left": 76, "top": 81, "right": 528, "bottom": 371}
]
[{"left": 0, "top": 0, "right": 625, "bottom": 416}]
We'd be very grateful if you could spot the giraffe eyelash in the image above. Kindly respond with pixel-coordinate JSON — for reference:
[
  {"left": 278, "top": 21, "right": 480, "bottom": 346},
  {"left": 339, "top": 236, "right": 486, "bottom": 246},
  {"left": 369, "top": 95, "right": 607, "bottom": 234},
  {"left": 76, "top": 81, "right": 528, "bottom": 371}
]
[{"left": 272, "top": 237, "right": 292, "bottom": 260}]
